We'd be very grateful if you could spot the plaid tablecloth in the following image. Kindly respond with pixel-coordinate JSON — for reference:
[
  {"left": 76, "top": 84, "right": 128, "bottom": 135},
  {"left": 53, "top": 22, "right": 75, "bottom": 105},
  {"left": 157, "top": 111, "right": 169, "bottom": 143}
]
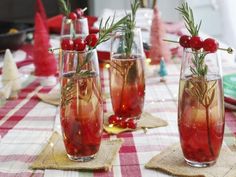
[{"left": 0, "top": 51, "right": 235, "bottom": 177}]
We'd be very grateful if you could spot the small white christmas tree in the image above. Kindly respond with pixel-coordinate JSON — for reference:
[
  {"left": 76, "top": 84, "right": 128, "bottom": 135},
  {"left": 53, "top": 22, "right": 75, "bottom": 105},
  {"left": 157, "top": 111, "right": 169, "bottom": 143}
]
[{"left": 1, "top": 49, "right": 22, "bottom": 98}]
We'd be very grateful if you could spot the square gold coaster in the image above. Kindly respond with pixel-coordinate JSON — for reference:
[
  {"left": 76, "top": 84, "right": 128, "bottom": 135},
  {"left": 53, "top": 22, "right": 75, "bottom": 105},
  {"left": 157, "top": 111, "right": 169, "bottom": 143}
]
[
  {"left": 145, "top": 144, "right": 236, "bottom": 177},
  {"left": 30, "top": 132, "right": 123, "bottom": 171}
]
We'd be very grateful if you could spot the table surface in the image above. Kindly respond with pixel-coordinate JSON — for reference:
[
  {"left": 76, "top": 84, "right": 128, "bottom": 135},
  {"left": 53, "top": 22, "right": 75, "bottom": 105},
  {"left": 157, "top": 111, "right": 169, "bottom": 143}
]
[{"left": 0, "top": 43, "right": 236, "bottom": 177}]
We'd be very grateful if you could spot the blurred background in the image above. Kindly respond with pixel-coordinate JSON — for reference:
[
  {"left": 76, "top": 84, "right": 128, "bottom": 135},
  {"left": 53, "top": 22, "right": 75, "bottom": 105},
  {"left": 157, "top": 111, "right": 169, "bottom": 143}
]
[{"left": 0, "top": 0, "right": 235, "bottom": 49}]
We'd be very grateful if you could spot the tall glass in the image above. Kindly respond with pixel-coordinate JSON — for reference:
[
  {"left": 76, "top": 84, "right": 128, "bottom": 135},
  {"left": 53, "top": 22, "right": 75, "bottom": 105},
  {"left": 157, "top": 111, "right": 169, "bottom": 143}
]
[
  {"left": 109, "top": 28, "right": 145, "bottom": 121},
  {"left": 178, "top": 49, "right": 225, "bottom": 167},
  {"left": 60, "top": 49, "right": 103, "bottom": 162}
]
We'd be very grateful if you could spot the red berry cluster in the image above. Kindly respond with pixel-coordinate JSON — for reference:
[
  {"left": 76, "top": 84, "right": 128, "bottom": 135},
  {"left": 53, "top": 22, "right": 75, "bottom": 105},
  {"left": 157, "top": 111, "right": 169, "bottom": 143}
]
[
  {"left": 108, "top": 115, "right": 137, "bottom": 129},
  {"left": 68, "top": 8, "right": 84, "bottom": 20},
  {"left": 60, "top": 34, "right": 98, "bottom": 51},
  {"left": 179, "top": 35, "right": 219, "bottom": 53}
]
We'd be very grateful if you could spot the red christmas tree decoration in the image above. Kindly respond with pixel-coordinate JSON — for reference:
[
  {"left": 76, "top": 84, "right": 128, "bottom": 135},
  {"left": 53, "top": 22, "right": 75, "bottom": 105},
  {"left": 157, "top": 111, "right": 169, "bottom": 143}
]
[
  {"left": 33, "top": 12, "right": 57, "bottom": 76},
  {"left": 35, "top": 0, "right": 48, "bottom": 30},
  {"left": 149, "top": 6, "right": 171, "bottom": 64}
]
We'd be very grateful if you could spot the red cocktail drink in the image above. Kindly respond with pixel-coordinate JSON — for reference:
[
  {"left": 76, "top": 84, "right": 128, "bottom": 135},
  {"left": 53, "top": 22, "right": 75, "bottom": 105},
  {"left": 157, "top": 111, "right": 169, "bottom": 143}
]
[
  {"left": 109, "top": 57, "right": 145, "bottom": 120},
  {"left": 178, "top": 77, "right": 224, "bottom": 166}
]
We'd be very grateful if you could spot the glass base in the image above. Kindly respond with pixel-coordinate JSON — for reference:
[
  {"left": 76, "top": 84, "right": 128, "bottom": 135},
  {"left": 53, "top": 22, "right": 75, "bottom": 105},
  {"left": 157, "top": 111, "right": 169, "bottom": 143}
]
[
  {"left": 67, "top": 153, "right": 96, "bottom": 162},
  {"left": 185, "top": 158, "right": 216, "bottom": 168}
]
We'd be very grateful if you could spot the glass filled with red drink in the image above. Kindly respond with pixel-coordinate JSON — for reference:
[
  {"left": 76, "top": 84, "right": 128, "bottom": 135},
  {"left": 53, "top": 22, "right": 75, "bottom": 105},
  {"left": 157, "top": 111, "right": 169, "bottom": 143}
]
[
  {"left": 109, "top": 28, "right": 145, "bottom": 121},
  {"left": 60, "top": 49, "right": 103, "bottom": 162},
  {"left": 178, "top": 49, "right": 225, "bottom": 167}
]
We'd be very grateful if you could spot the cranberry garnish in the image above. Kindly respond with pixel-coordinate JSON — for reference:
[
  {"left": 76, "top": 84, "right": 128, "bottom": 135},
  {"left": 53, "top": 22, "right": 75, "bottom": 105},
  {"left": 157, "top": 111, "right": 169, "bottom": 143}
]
[
  {"left": 75, "top": 8, "right": 84, "bottom": 18},
  {"left": 108, "top": 115, "right": 120, "bottom": 125},
  {"left": 119, "top": 121, "right": 128, "bottom": 129},
  {"left": 68, "top": 12, "right": 77, "bottom": 20},
  {"left": 61, "top": 38, "right": 74, "bottom": 50},
  {"left": 73, "top": 38, "right": 86, "bottom": 51},
  {"left": 189, "top": 36, "right": 203, "bottom": 50},
  {"left": 179, "top": 35, "right": 191, "bottom": 48},
  {"left": 203, "top": 38, "right": 219, "bottom": 53},
  {"left": 85, "top": 34, "right": 98, "bottom": 47},
  {"left": 126, "top": 119, "right": 137, "bottom": 129}
]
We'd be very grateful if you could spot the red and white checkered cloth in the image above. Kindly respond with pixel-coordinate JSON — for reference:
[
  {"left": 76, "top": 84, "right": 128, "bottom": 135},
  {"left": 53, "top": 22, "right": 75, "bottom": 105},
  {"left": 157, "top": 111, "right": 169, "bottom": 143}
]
[{"left": 0, "top": 49, "right": 235, "bottom": 177}]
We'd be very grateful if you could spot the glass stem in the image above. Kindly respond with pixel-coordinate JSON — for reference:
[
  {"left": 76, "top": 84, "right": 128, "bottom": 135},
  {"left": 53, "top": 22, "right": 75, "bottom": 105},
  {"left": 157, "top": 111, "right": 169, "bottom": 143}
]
[{"left": 205, "top": 105, "right": 215, "bottom": 157}]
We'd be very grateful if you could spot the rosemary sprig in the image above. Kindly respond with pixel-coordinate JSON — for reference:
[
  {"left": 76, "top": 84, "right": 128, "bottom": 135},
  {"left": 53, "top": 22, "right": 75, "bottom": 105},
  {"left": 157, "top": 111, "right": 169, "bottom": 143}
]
[
  {"left": 123, "top": 0, "right": 140, "bottom": 58},
  {"left": 190, "top": 52, "right": 208, "bottom": 77},
  {"left": 177, "top": 3, "right": 207, "bottom": 77},
  {"left": 58, "top": 0, "right": 71, "bottom": 17},
  {"left": 94, "top": 15, "right": 129, "bottom": 49},
  {"left": 176, "top": 3, "right": 201, "bottom": 36}
]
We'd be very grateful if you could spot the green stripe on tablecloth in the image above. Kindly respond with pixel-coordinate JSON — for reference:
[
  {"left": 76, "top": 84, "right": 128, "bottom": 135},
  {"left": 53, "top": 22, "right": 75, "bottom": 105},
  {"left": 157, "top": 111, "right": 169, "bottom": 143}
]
[{"left": 224, "top": 122, "right": 236, "bottom": 151}]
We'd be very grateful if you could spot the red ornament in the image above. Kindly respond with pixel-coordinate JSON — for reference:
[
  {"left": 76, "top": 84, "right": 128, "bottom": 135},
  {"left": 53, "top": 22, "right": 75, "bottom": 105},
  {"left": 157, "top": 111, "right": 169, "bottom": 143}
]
[
  {"left": 73, "top": 38, "right": 86, "bottom": 51},
  {"left": 203, "top": 38, "right": 219, "bottom": 53},
  {"left": 75, "top": 8, "right": 84, "bottom": 18},
  {"left": 108, "top": 115, "right": 120, "bottom": 125},
  {"left": 69, "top": 12, "right": 77, "bottom": 20},
  {"left": 85, "top": 34, "right": 98, "bottom": 47},
  {"left": 179, "top": 35, "right": 191, "bottom": 48},
  {"left": 33, "top": 12, "right": 57, "bottom": 76},
  {"left": 126, "top": 119, "right": 137, "bottom": 129},
  {"left": 149, "top": 6, "right": 171, "bottom": 64},
  {"left": 61, "top": 38, "right": 74, "bottom": 50},
  {"left": 119, "top": 121, "right": 128, "bottom": 129},
  {"left": 189, "top": 36, "right": 203, "bottom": 50}
]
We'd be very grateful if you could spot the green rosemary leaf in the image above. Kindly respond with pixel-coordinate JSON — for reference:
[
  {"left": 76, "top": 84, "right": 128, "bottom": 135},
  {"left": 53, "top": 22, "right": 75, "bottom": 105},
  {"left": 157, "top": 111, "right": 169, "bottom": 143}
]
[
  {"left": 121, "top": 0, "right": 140, "bottom": 58},
  {"left": 98, "top": 18, "right": 103, "bottom": 37},
  {"left": 66, "top": 0, "right": 71, "bottom": 13},
  {"left": 58, "top": 0, "right": 70, "bottom": 16},
  {"left": 111, "top": 13, "right": 116, "bottom": 26},
  {"left": 191, "top": 57, "right": 197, "bottom": 66},
  {"left": 204, "top": 65, "right": 208, "bottom": 75},
  {"left": 176, "top": 2, "right": 200, "bottom": 36},
  {"left": 190, "top": 66, "right": 197, "bottom": 75},
  {"left": 104, "top": 17, "right": 111, "bottom": 30},
  {"left": 76, "top": 51, "right": 93, "bottom": 73},
  {"left": 197, "top": 20, "right": 202, "bottom": 34},
  {"left": 95, "top": 15, "right": 128, "bottom": 49}
]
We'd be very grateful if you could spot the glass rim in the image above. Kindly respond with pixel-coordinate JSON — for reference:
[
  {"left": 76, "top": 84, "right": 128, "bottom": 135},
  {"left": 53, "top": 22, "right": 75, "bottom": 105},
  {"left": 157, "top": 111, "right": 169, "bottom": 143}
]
[
  {"left": 184, "top": 48, "right": 216, "bottom": 55},
  {"left": 62, "top": 48, "right": 97, "bottom": 54},
  {"left": 62, "top": 16, "right": 88, "bottom": 21},
  {"left": 112, "top": 27, "right": 142, "bottom": 35}
]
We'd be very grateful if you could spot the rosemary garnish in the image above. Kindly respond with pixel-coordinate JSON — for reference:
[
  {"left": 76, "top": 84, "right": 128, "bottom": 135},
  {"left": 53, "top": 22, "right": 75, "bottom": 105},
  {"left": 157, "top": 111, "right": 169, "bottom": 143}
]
[
  {"left": 190, "top": 52, "right": 208, "bottom": 77},
  {"left": 58, "top": 0, "right": 71, "bottom": 17},
  {"left": 176, "top": 3, "right": 201, "bottom": 36},
  {"left": 176, "top": 3, "right": 207, "bottom": 78},
  {"left": 123, "top": 0, "right": 140, "bottom": 58},
  {"left": 94, "top": 15, "right": 129, "bottom": 49}
]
